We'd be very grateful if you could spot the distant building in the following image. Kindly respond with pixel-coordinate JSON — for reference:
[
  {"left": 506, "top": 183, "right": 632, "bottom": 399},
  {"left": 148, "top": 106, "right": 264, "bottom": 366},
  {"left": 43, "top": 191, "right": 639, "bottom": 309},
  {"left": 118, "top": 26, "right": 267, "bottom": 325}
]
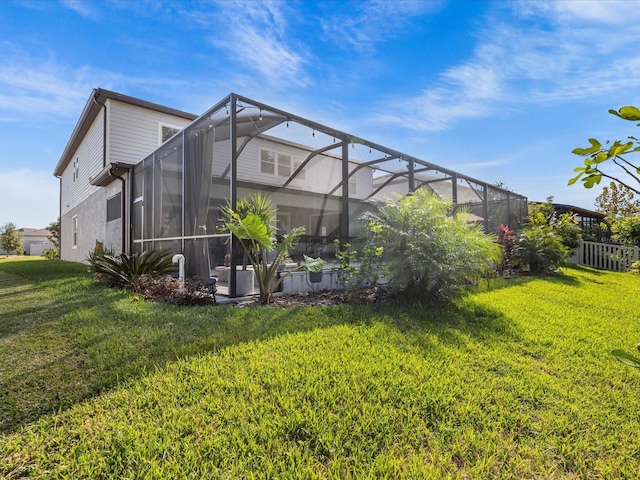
[
  {"left": 0, "top": 227, "right": 53, "bottom": 255},
  {"left": 552, "top": 203, "right": 609, "bottom": 241},
  {"left": 19, "top": 228, "right": 53, "bottom": 255}
]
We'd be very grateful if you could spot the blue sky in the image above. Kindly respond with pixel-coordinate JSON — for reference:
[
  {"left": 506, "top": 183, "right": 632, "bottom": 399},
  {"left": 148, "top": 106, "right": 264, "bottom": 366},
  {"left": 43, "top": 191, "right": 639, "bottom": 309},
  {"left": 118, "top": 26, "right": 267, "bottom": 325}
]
[{"left": 1, "top": 0, "right": 640, "bottom": 229}]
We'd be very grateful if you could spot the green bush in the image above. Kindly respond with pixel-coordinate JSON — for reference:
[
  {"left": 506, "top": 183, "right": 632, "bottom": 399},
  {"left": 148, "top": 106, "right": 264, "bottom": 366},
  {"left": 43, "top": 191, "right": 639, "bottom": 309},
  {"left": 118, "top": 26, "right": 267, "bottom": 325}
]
[
  {"left": 551, "top": 213, "right": 582, "bottom": 252},
  {"left": 512, "top": 225, "right": 568, "bottom": 273},
  {"left": 87, "top": 249, "right": 176, "bottom": 289},
  {"left": 611, "top": 215, "right": 640, "bottom": 247},
  {"left": 333, "top": 239, "right": 382, "bottom": 294},
  {"left": 360, "top": 189, "right": 501, "bottom": 299},
  {"left": 43, "top": 247, "right": 59, "bottom": 260}
]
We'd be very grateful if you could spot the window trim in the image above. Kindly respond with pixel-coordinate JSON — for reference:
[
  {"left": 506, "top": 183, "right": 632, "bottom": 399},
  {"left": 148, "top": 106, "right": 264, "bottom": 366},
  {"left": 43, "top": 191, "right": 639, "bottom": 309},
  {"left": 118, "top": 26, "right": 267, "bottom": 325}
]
[
  {"left": 158, "top": 123, "right": 183, "bottom": 145},
  {"left": 72, "top": 157, "right": 79, "bottom": 182},
  {"left": 259, "top": 148, "right": 305, "bottom": 181},
  {"left": 72, "top": 215, "right": 78, "bottom": 249}
]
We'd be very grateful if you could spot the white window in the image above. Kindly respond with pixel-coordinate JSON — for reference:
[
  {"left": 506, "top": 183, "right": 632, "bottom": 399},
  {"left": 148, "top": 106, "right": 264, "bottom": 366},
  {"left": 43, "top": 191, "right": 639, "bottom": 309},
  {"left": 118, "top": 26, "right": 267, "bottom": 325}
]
[
  {"left": 260, "top": 149, "right": 276, "bottom": 175},
  {"left": 72, "top": 158, "right": 79, "bottom": 182},
  {"left": 260, "top": 148, "right": 305, "bottom": 180},
  {"left": 278, "top": 154, "right": 292, "bottom": 177},
  {"left": 72, "top": 215, "right": 78, "bottom": 248},
  {"left": 293, "top": 159, "right": 306, "bottom": 181},
  {"left": 159, "top": 123, "right": 182, "bottom": 144},
  {"left": 349, "top": 175, "right": 357, "bottom": 195}
]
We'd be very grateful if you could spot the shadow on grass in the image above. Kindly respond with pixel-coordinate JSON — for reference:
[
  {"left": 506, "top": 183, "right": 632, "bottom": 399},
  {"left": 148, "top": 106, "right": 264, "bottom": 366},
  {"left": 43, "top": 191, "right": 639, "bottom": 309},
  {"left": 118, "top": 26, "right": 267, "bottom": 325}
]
[
  {"left": 0, "top": 258, "right": 534, "bottom": 435},
  {"left": 377, "top": 295, "right": 522, "bottom": 353},
  {"left": 0, "top": 260, "right": 375, "bottom": 434}
]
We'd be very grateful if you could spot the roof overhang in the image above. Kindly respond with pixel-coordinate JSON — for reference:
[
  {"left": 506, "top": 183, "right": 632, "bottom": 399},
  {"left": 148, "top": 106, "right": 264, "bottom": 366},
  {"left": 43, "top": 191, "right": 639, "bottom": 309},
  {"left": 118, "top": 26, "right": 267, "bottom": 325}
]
[
  {"left": 54, "top": 88, "right": 197, "bottom": 177},
  {"left": 90, "top": 162, "right": 133, "bottom": 187}
]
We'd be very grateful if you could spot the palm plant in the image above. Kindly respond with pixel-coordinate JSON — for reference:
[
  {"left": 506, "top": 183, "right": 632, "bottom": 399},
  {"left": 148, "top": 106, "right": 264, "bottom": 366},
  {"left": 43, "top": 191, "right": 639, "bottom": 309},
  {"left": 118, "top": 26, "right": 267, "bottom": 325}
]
[
  {"left": 360, "top": 188, "right": 501, "bottom": 299},
  {"left": 219, "top": 193, "right": 276, "bottom": 270},
  {"left": 512, "top": 225, "right": 568, "bottom": 273},
  {"left": 224, "top": 211, "right": 307, "bottom": 304},
  {"left": 87, "top": 249, "right": 175, "bottom": 288}
]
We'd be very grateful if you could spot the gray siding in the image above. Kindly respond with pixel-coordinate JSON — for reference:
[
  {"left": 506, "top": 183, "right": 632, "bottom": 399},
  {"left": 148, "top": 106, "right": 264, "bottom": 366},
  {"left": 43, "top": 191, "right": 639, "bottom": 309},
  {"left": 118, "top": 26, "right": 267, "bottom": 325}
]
[
  {"left": 234, "top": 136, "right": 373, "bottom": 198},
  {"left": 60, "top": 189, "right": 107, "bottom": 262},
  {"left": 60, "top": 113, "right": 104, "bottom": 217},
  {"left": 109, "top": 100, "right": 192, "bottom": 165}
]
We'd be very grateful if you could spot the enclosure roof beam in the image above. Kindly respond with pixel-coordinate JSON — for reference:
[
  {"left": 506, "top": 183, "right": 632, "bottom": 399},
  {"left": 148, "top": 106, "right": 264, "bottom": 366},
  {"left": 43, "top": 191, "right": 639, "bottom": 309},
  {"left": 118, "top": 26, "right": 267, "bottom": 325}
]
[
  {"left": 280, "top": 141, "right": 346, "bottom": 188},
  {"left": 219, "top": 117, "right": 285, "bottom": 179},
  {"left": 326, "top": 155, "right": 401, "bottom": 197}
]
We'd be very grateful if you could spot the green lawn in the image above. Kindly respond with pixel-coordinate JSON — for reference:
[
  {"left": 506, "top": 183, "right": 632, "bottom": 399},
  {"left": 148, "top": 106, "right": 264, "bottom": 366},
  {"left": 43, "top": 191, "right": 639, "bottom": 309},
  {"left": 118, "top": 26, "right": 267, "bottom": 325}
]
[{"left": 1, "top": 257, "right": 640, "bottom": 478}]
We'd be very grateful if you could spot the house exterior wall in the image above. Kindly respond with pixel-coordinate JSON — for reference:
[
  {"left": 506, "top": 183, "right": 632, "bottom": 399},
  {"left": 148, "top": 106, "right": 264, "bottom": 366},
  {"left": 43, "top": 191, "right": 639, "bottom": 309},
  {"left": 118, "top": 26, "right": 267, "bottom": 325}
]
[
  {"left": 108, "top": 100, "right": 192, "bottom": 165},
  {"left": 59, "top": 111, "right": 105, "bottom": 260},
  {"left": 60, "top": 112, "right": 104, "bottom": 219},
  {"left": 234, "top": 136, "right": 373, "bottom": 198},
  {"left": 104, "top": 179, "right": 124, "bottom": 254},
  {"left": 59, "top": 97, "right": 194, "bottom": 262},
  {"left": 60, "top": 189, "right": 107, "bottom": 262}
]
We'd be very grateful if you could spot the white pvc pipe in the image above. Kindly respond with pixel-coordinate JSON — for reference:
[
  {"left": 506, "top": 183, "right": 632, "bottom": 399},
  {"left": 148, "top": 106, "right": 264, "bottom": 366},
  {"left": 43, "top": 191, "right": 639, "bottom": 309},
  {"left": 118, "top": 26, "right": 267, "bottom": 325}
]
[{"left": 172, "top": 254, "right": 185, "bottom": 287}]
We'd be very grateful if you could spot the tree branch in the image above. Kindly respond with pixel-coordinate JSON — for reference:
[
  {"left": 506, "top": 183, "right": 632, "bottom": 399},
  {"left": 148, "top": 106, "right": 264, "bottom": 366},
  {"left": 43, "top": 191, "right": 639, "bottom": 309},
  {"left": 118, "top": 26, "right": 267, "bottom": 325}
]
[
  {"left": 595, "top": 167, "right": 640, "bottom": 195},
  {"left": 615, "top": 155, "right": 640, "bottom": 172},
  {"left": 612, "top": 158, "right": 640, "bottom": 185}
]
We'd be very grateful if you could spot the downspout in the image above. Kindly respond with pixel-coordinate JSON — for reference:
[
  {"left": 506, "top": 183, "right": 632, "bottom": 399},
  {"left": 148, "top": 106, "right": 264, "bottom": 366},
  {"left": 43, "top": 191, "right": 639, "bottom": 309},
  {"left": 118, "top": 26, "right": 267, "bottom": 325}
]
[
  {"left": 92, "top": 91, "right": 108, "bottom": 169},
  {"left": 57, "top": 175, "right": 62, "bottom": 255},
  {"left": 110, "top": 168, "right": 130, "bottom": 255},
  {"left": 94, "top": 91, "right": 129, "bottom": 254}
]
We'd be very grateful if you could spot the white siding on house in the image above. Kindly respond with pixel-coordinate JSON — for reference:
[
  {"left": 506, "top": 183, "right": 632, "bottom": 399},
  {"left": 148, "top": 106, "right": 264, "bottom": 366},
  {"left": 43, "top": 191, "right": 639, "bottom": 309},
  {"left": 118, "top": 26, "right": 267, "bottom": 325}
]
[
  {"left": 60, "top": 113, "right": 104, "bottom": 217},
  {"left": 233, "top": 136, "right": 373, "bottom": 198},
  {"left": 109, "top": 101, "right": 192, "bottom": 165}
]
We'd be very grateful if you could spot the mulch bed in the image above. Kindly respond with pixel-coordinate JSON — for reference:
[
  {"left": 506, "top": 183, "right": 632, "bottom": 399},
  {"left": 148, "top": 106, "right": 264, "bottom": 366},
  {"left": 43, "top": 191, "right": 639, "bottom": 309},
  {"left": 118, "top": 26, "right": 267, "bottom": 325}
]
[{"left": 235, "top": 286, "right": 389, "bottom": 307}]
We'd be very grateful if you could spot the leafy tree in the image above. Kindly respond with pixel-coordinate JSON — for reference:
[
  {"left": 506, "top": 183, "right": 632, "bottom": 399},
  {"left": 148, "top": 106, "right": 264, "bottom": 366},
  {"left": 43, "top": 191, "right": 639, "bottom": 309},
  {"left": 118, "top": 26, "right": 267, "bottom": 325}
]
[
  {"left": 610, "top": 216, "right": 640, "bottom": 247},
  {"left": 47, "top": 218, "right": 61, "bottom": 250},
  {"left": 570, "top": 106, "right": 640, "bottom": 194},
  {"left": 595, "top": 182, "right": 640, "bottom": 219},
  {"left": 360, "top": 188, "right": 501, "bottom": 300},
  {"left": 0, "top": 222, "right": 23, "bottom": 255}
]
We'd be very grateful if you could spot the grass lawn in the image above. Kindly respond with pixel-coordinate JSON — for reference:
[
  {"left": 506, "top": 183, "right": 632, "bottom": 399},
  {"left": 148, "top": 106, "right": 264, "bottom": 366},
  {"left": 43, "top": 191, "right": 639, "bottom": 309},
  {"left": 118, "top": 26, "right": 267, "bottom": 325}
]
[{"left": 1, "top": 256, "right": 640, "bottom": 478}]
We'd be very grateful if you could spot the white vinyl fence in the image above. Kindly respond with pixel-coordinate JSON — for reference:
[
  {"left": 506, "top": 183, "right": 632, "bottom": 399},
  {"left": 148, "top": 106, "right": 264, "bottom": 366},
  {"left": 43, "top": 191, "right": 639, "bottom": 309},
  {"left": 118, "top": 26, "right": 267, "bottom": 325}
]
[{"left": 571, "top": 241, "right": 640, "bottom": 271}]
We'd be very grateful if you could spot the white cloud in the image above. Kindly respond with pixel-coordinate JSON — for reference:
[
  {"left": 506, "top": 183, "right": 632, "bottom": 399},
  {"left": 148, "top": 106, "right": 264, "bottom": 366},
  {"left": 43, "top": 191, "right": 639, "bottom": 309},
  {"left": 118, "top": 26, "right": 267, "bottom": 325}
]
[
  {"left": 0, "top": 169, "right": 59, "bottom": 229},
  {"left": 515, "top": 0, "right": 640, "bottom": 25},
  {"left": 378, "top": 0, "right": 640, "bottom": 132},
  {"left": 321, "top": 0, "right": 444, "bottom": 52},
  {"left": 0, "top": 54, "right": 91, "bottom": 118},
  {"left": 184, "top": 1, "right": 312, "bottom": 88},
  {"left": 61, "top": 0, "right": 93, "bottom": 17},
  {"left": 0, "top": 44, "right": 200, "bottom": 120}
]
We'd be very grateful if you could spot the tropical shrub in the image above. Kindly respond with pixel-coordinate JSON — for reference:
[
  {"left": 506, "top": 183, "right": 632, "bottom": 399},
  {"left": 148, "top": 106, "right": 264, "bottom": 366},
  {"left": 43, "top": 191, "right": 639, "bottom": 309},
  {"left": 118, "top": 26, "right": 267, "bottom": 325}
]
[
  {"left": 512, "top": 225, "right": 568, "bottom": 273},
  {"left": 87, "top": 249, "right": 176, "bottom": 288},
  {"left": 219, "top": 193, "right": 276, "bottom": 270},
  {"left": 222, "top": 202, "right": 324, "bottom": 304},
  {"left": 360, "top": 189, "right": 501, "bottom": 299},
  {"left": 528, "top": 198, "right": 582, "bottom": 253},
  {"left": 496, "top": 224, "right": 515, "bottom": 274},
  {"left": 550, "top": 213, "right": 582, "bottom": 253},
  {"left": 611, "top": 215, "right": 640, "bottom": 247},
  {"left": 333, "top": 239, "right": 382, "bottom": 293}
]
